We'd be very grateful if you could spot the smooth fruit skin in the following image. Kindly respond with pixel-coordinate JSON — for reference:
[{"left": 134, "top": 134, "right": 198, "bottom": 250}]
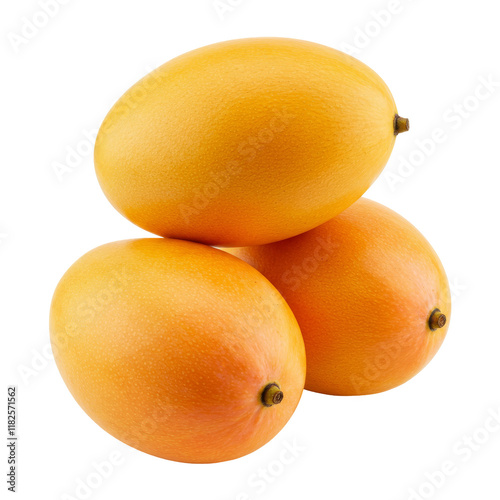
[
  {"left": 95, "top": 37, "right": 404, "bottom": 247},
  {"left": 228, "top": 199, "right": 451, "bottom": 396},
  {"left": 49, "top": 239, "right": 305, "bottom": 463}
]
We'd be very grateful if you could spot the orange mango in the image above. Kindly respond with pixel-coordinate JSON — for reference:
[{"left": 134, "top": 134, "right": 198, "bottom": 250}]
[
  {"left": 50, "top": 238, "right": 306, "bottom": 462},
  {"left": 229, "top": 198, "right": 450, "bottom": 395}
]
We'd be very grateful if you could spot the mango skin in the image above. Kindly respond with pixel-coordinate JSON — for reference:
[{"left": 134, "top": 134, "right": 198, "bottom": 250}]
[
  {"left": 49, "top": 238, "right": 306, "bottom": 463},
  {"left": 95, "top": 37, "right": 400, "bottom": 246},
  {"left": 228, "top": 199, "right": 451, "bottom": 396}
]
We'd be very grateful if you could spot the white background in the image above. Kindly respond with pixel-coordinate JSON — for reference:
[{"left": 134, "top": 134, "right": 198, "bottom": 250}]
[{"left": 2, "top": 0, "right": 500, "bottom": 499}]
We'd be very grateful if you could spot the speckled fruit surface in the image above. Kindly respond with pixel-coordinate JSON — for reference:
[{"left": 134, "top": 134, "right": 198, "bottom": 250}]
[
  {"left": 50, "top": 238, "right": 306, "bottom": 463},
  {"left": 229, "top": 198, "right": 450, "bottom": 395},
  {"left": 95, "top": 37, "right": 407, "bottom": 246}
]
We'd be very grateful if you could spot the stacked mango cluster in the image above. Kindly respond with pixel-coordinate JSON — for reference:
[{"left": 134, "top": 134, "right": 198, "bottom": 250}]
[{"left": 50, "top": 38, "right": 450, "bottom": 464}]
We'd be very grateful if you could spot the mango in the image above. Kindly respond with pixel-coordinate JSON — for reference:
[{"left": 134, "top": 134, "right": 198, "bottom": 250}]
[
  {"left": 95, "top": 38, "right": 408, "bottom": 246},
  {"left": 228, "top": 198, "right": 450, "bottom": 395},
  {"left": 49, "top": 238, "right": 306, "bottom": 463}
]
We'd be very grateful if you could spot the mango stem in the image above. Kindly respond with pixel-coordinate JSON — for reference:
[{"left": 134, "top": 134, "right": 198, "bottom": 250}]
[
  {"left": 261, "top": 383, "right": 284, "bottom": 407},
  {"left": 429, "top": 309, "right": 447, "bottom": 331},
  {"left": 394, "top": 115, "right": 410, "bottom": 135}
]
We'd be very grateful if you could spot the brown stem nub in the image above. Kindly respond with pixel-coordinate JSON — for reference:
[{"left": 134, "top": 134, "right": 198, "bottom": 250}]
[
  {"left": 429, "top": 309, "right": 447, "bottom": 331},
  {"left": 261, "top": 383, "right": 284, "bottom": 407},
  {"left": 394, "top": 115, "right": 410, "bottom": 135}
]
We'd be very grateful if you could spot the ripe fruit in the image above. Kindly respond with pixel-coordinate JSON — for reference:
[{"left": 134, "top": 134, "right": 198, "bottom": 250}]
[
  {"left": 95, "top": 37, "right": 409, "bottom": 246},
  {"left": 228, "top": 198, "right": 450, "bottom": 396},
  {"left": 49, "top": 238, "right": 306, "bottom": 463}
]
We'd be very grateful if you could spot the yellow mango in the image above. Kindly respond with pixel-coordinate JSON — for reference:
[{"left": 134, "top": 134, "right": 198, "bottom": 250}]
[{"left": 95, "top": 38, "right": 408, "bottom": 246}]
